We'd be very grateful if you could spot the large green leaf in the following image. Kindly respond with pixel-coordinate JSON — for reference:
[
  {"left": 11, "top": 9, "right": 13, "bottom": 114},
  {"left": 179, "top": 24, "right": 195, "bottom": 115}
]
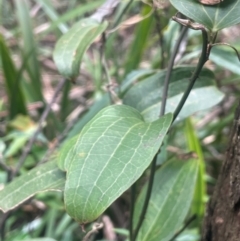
[
  {"left": 58, "top": 105, "right": 173, "bottom": 224},
  {"left": 134, "top": 159, "right": 198, "bottom": 241},
  {"left": 123, "top": 66, "right": 224, "bottom": 122},
  {"left": 170, "top": 0, "right": 240, "bottom": 32},
  {"left": 53, "top": 18, "right": 108, "bottom": 79},
  {"left": 0, "top": 161, "right": 65, "bottom": 212}
]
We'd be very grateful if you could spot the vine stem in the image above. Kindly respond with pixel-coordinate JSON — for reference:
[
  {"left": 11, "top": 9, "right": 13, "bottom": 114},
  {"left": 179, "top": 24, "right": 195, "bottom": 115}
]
[
  {"left": 173, "top": 25, "right": 209, "bottom": 122},
  {"left": 132, "top": 24, "right": 188, "bottom": 241},
  {"left": 132, "top": 16, "right": 210, "bottom": 241}
]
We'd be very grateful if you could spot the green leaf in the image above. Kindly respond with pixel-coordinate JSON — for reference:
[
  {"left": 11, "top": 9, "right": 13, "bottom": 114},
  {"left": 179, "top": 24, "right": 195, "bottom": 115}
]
[
  {"left": 58, "top": 105, "right": 173, "bottom": 224},
  {"left": 53, "top": 18, "right": 108, "bottom": 79},
  {"left": 123, "top": 66, "right": 224, "bottom": 122},
  {"left": 0, "top": 161, "right": 65, "bottom": 212},
  {"left": 170, "top": 0, "right": 240, "bottom": 31},
  {"left": 134, "top": 159, "right": 198, "bottom": 241}
]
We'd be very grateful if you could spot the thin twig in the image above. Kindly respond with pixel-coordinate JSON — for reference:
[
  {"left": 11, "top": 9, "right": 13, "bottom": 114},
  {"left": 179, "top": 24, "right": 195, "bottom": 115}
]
[
  {"left": 11, "top": 78, "right": 67, "bottom": 179},
  {"left": 102, "top": 215, "right": 116, "bottom": 241},
  {"left": 0, "top": 212, "right": 10, "bottom": 240},
  {"left": 160, "top": 26, "right": 188, "bottom": 117},
  {"left": 100, "top": 33, "right": 114, "bottom": 104},
  {"left": 168, "top": 215, "right": 196, "bottom": 241},
  {"left": 0, "top": 158, "right": 11, "bottom": 174},
  {"left": 153, "top": 9, "right": 165, "bottom": 69},
  {"left": 82, "top": 222, "right": 104, "bottom": 241}
]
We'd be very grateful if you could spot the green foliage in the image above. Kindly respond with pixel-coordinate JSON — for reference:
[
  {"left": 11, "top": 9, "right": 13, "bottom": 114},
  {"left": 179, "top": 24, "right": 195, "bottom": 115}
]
[
  {"left": 59, "top": 105, "right": 172, "bottom": 223},
  {"left": 170, "top": 0, "right": 240, "bottom": 32},
  {"left": 123, "top": 66, "right": 224, "bottom": 122},
  {"left": 53, "top": 18, "right": 108, "bottom": 79},
  {"left": 134, "top": 159, "right": 198, "bottom": 241},
  {"left": 0, "top": 0, "right": 239, "bottom": 240}
]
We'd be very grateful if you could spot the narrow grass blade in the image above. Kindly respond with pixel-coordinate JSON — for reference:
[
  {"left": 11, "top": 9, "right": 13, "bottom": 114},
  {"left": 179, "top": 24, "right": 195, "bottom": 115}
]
[
  {"left": 0, "top": 35, "right": 27, "bottom": 118},
  {"left": 16, "top": 0, "right": 43, "bottom": 102},
  {"left": 185, "top": 117, "right": 206, "bottom": 218}
]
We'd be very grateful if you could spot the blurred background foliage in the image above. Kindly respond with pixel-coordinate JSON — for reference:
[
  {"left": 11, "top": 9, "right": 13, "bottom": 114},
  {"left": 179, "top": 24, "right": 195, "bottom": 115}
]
[{"left": 0, "top": 0, "right": 239, "bottom": 240}]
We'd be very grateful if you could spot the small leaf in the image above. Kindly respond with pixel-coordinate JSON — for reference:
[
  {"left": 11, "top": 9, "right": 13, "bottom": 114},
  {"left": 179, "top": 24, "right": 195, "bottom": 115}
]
[
  {"left": 134, "top": 159, "right": 198, "bottom": 241},
  {"left": 53, "top": 18, "right": 108, "bottom": 78},
  {"left": 123, "top": 66, "right": 224, "bottom": 122},
  {"left": 0, "top": 161, "right": 65, "bottom": 212},
  {"left": 59, "top": 105, "right": 173, "bottom": 224},
  {"left": 170, "top": 0, "right": 240, "bottom": 32}
]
